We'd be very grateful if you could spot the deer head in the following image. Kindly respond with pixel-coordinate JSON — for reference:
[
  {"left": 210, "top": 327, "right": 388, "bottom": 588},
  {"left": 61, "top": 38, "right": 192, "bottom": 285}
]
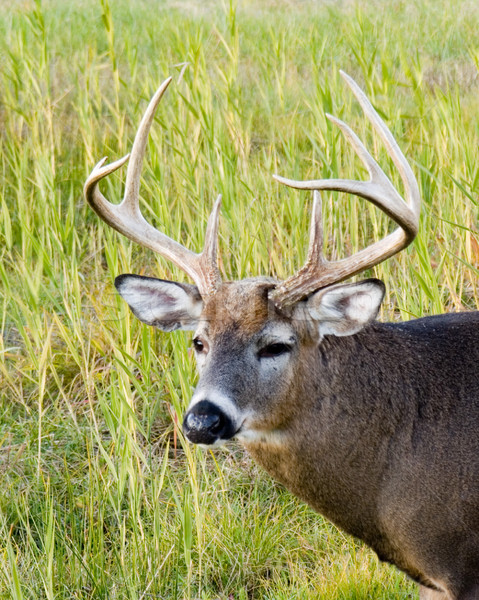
[{"left": 84, "top": 72, "right": 420, "bottom": 447}]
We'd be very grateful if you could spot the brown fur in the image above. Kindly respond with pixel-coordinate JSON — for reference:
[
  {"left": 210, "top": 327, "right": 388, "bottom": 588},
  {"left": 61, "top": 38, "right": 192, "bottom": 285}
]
[{"left": 201, "top": 280, "right": 278, "bottom": 338}]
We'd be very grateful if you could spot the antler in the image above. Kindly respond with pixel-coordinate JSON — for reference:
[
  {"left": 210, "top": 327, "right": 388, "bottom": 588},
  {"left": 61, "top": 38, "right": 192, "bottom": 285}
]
[
  {"left": 270, "top": 71, "right": 421, "bottom": 309},
  {"left": 84, "top": 77, "right": 222, "bottom": 298}
]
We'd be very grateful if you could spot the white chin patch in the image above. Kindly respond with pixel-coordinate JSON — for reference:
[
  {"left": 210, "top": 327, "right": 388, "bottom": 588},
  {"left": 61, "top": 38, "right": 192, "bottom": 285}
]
[
  {"left": 235, "top": 428, "right": 285, "bottom": 445},
  {"left": 197, "top": 438, "right": 229, "bottom": 449}
]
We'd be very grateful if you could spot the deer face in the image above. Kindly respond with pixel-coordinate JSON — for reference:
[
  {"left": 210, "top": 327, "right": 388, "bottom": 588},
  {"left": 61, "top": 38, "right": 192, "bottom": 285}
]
[
  {"left": 186, "top": 280, "right": 300, "bottom": 446},
  {"left": 86, "top": 72, "right": 416, "bottom": 446},
  {"left": 115, "top": 275, "right": 384, "bottom": 446}
]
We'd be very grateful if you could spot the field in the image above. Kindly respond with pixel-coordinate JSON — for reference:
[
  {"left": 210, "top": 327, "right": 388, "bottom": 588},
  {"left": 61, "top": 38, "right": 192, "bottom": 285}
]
[{"left": 1, "top": 0, "right": 478, "bottom": 598}]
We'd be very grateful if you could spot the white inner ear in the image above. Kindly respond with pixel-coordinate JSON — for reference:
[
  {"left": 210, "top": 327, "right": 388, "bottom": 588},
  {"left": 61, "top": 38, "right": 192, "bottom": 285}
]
[
  {"left": 308, "top": 281, "right": 384, "bottom": 337},
  {"left": 116, "top": 276, "right": 203, "bottom": 330}
]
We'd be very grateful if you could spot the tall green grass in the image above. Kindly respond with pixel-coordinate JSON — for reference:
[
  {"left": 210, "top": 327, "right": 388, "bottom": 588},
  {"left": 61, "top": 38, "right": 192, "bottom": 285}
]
[{"left": 0, "top": 0, "right": 478, "bottom": 597}]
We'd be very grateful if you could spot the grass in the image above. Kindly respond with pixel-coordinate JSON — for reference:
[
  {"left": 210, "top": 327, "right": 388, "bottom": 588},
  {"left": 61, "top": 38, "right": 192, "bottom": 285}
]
[{"left": 0, "top": 0, "right": 478, "bottom": 597}]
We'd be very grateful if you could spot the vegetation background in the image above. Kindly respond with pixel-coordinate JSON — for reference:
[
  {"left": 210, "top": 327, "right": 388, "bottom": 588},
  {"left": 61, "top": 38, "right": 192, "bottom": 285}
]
[{"left": 1, "top": 0, "right": 478, "bottom": 597}]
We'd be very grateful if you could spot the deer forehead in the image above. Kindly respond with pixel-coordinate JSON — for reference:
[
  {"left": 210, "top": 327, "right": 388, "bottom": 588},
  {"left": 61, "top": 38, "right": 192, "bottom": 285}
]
[{"left": 199, "top": 279, "right": 281, "bottom": 340}]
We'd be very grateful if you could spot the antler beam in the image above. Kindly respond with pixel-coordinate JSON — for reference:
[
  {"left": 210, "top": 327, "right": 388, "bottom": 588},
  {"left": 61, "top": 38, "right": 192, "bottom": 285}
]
[
  {"left": 270, "top": 71, "right": 421, "bottom": 309},
  {"left": 84, "top": 77, "right": 222, "bottom": 298}
]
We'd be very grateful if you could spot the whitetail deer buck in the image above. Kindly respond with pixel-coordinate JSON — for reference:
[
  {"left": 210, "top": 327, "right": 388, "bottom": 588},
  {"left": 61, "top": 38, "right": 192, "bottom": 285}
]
[{"left": 85, "top": 72, "right": 479, "bottom": 600}]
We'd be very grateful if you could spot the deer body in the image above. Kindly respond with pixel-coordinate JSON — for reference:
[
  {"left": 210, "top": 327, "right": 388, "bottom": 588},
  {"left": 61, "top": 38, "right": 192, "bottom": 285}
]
[{"left": 85, "top": 73, "right": 479, "bottom": 599}]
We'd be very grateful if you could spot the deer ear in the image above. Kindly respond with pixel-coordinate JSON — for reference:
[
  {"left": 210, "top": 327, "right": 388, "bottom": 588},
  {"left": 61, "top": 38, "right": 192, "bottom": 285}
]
[
  {"left": 305, "top": 279, "right": 385, "bottom": 337},
  {"left": 115, "top": 275, "right": 203, "bottom": 332}
]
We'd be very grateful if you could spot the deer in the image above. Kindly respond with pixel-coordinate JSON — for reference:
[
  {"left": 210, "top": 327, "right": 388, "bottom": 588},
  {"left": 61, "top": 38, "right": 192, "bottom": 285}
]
[{"left": 84, "top": 72, "right": 479, "bottom": 600}]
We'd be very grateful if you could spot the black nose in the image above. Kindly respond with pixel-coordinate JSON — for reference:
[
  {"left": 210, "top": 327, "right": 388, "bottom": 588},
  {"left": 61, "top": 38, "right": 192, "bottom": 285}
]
[{"left": 183, "top": 399, "right": 235, "bottom": 445}]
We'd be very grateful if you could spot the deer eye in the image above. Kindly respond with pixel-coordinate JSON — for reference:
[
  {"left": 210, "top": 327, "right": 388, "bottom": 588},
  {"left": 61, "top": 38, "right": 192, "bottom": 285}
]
[
  {"left": 192, "top": 337, "right": 205, "bottom": 353},
  {"left": 258, "top": 342, "right": 292, "bottom": 359}
]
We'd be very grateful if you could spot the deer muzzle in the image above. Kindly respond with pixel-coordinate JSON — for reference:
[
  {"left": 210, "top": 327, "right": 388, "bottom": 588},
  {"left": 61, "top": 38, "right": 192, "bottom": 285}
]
[{"left": 182, "top": 399, "right": 237, "bottom": 445}]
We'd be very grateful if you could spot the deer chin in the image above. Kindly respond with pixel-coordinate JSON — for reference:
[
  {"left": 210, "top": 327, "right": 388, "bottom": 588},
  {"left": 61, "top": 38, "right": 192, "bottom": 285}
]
[
  {"left": 235, "top": 426, "right": 286, "bottom": 446},
  {"left": 196, "top": 438, "right": 231, "bottom": 449},
  {"left": 193, "top": 426, "right": 286, "bottom": 448}
]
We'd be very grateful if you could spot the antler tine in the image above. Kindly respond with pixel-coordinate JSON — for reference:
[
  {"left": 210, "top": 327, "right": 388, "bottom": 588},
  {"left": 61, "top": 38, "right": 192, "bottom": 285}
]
[
  {"left": 199, "top": 193, "right": 222, "bottom": 293},
  {"left": 340, "top": 70, "right": 420, "bottom": 225},
  {"left": 84, "top": 77, "right": 221, "bottom": 298},
  {"left": 270, "top": 72, "right": 421, "bottom": 309},
  {"left": 307, "top": 191, "right": 324, "bottom": 266},
  {"left": 123, "top": 77, "right": 173, "bottom": 211}
]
